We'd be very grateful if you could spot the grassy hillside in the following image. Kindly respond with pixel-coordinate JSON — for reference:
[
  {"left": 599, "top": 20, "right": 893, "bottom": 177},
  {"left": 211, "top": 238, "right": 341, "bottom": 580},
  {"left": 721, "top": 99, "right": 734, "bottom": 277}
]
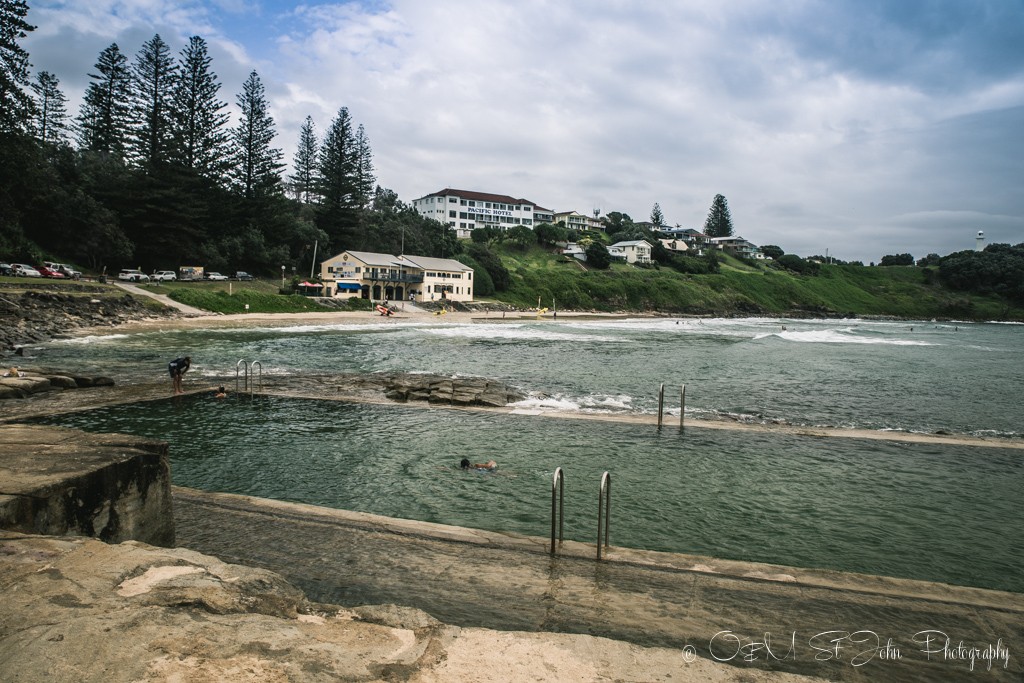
[{"left": 487, "top": 246, "right": 1023, "bottom": 320}]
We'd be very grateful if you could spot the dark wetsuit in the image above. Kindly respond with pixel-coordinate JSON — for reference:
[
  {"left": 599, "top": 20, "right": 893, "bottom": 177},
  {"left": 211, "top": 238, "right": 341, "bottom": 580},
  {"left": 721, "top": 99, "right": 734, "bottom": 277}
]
[{"left": 168, "top": 357, "right": 190, "bottom": 377}]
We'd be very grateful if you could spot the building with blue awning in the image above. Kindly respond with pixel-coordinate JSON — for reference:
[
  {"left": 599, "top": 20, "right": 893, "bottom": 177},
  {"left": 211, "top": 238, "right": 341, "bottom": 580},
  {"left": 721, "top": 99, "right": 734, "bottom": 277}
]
[{"left": 319, "top": 250, "right": 474, "bottom": 303}]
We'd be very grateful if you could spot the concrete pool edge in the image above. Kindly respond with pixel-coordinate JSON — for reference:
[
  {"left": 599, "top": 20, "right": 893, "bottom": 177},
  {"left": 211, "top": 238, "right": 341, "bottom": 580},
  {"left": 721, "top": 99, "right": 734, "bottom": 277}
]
[
  {"left": 4, "top": 377, "right": 1023, "bottom": 450},
  {"left": 173, "top": 485, "right": 1024, "bottom": 613}
]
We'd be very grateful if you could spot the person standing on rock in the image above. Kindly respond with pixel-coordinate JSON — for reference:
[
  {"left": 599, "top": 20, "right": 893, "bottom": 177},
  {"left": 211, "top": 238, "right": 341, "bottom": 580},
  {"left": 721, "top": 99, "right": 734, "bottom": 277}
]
[{"left": 168, "top": 356, "right": 191, "bottom": 395}]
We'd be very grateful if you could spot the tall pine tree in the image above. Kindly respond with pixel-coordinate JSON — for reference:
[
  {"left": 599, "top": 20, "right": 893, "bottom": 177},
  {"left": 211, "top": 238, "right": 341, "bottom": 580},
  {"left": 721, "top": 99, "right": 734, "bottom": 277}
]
[
  {"left": 353, "top": 123, "right": 375, "bottom": 209},
  {"left": 291, "top": 115, "right": 318, "bottom": 203},
  {"left": 0, "top": 0, "right": 35, "bottom": 133},
  {"left": 318, "top": 106, "right": 356, "bottom": 207},
  {"left": 130, "top": 34, "right": 177, "bottom": 168},
  {"left": 77, "top": 43, "right": 132, "bottom": 157},
  {"left": 170, "top": 35, "right": 229, "bottom": 181},
  {"left": 703, "top": 193, "right": 734, "bottom": 237},
  {"left": 230, "top": 70, "right": 283, "bottom": 198},
  {"left": 30, "top": 70, "right": 67, "bottom": 144},
  {"left": 317, "top": 106, "right": 360, "bottom": 249},
  {"left": 650, "top": 202, "right": 664, "bottom": 228}
]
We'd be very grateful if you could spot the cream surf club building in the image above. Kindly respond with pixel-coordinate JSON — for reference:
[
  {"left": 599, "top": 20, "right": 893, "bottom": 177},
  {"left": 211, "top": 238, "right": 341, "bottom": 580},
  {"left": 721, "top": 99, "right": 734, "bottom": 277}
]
[
  {"left": 320, "top": 250, "right": 474, "bottom": 303},
  {"left": 412, "top": 188, "right": 554, "bottom": 239}
]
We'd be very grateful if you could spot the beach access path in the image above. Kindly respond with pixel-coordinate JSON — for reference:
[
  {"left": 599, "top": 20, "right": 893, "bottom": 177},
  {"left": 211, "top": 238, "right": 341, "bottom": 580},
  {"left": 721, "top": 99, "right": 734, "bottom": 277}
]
[{"left": 110, "top": 280, "right": 212, "bottom": 316}]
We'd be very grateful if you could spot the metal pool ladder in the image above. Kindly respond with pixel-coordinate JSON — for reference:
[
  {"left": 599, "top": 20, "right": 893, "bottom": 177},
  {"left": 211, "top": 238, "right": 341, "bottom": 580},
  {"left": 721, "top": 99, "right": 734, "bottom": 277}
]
[
  {"left": 550, "top": 467, "right": 564, "bottom": 555},
  {"left": 549, "top": 469, "right": 613, "bottom": 561},
  {"left": 234, "top": 359, "right": 263, "bottom": 398},
  {"left": 597, "top": 471, "right": 611, "bottom": 560}
]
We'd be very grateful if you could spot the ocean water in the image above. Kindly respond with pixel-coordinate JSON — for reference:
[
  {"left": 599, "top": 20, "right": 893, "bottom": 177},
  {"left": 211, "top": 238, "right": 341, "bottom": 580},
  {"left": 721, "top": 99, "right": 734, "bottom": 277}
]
[
  {"left": 44, "top": 316, "right": 1023, "bottom": 436},
  {"left": 32, "top": 316, "right": 1024, "bottom": 592}
]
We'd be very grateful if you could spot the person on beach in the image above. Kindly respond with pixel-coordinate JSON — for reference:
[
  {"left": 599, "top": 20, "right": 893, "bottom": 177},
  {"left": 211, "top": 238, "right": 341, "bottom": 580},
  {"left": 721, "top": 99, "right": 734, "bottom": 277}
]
[
  {"left": 460, "top": 458, "right": 497, "bottom": 472},
  {"left": 168, "top": 356, "right": 191, "bottom": 395}
]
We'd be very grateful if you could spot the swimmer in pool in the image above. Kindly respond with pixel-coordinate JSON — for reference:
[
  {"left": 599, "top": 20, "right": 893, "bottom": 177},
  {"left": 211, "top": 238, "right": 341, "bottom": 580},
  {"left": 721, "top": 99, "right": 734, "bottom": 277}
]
[{"left": 460, "top": 458, "right": 497, "bottom": 471}]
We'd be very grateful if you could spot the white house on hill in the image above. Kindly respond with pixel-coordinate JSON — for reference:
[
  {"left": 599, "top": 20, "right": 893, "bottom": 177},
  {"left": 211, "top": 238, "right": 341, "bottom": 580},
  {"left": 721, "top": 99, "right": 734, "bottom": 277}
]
[{"left": 608, "top": 240, "right": 652, "bottom": 264}]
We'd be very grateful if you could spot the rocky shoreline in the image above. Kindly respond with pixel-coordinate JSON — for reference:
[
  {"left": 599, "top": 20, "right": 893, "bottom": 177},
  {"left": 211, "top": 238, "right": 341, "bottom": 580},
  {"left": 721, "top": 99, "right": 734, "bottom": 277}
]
[{"left": 0, "top": 285, "right": 181, "bottom": 353}]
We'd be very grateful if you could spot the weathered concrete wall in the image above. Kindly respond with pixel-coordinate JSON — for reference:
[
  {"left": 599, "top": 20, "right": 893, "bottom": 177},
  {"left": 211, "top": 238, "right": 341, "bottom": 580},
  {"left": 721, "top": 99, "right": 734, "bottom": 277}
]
[
  {"left": 0, "top": 533, "right": 824, "bottom": 682},
  {"left": 0, "top": 424, "right": 174, "bottom": 546}
]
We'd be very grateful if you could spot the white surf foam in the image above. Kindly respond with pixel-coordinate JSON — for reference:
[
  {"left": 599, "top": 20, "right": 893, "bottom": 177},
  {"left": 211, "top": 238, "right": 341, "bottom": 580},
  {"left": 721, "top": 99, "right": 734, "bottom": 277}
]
[
  {"left": 424, "top": 324, "right": 619, "bottom": 343},
  {"left": 56, "top": 333, "right": 133, "bottom": 345},
  {"left": 756, "top": 328, "right": 937, "bottom": 346}
]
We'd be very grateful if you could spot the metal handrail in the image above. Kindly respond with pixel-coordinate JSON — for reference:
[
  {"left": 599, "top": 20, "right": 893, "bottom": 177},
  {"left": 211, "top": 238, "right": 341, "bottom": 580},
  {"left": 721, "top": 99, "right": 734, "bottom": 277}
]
[
  {"left": 234, "top": 359, "right": 262, "bottom": 398},
  {"left": 597, "top": 471, "right": 611, "bottom": 560},
  {"left": 550, "top": 467, "right": 564, "bottom": 555},
  {"left": 235, "top": 358, "right": 248, "bottom": 394},
  {"left": 249, "top": 361, "right": 262, "bottom": 397}
]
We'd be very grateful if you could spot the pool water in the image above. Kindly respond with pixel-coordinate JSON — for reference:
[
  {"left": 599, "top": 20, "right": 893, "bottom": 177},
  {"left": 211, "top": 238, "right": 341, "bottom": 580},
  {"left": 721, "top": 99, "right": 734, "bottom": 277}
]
[{"left": 36, "top": 394, "right": 1024, "bottom": 594}]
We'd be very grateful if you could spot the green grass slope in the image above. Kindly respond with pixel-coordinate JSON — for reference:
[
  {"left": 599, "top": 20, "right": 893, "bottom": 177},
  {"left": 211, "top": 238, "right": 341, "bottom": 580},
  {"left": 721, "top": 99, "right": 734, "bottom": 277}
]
[{"left": 488, "top": 247, "right": 1023, "bottom": 320}]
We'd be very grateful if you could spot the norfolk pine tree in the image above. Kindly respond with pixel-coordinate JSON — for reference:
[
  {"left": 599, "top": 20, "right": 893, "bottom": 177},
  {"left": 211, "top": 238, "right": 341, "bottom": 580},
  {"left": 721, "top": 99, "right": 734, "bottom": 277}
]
[
  {"left": 30, "top": 71, "right": 68, "bottom": 144},
  {"left": 0, "top": 0, "right": 35, "bottom": 133},
  {"left": 353, "top": 123, "right": 375, "bottom": 208},
  {"left": 230, "top": 70, "right": 283, "bottom": 198},
  {"left": 291, "top": 115, "right": 318, "bottom": 203},
  {"left": 650, "top": 202, "right": 664, "bottom": 228},
  {"left": 130, "top": 34, "right": 178, "bottom": 168},
  {"left": 316, "top": 106, "right": 361, "bottom": 248},
  {"left": 318, "top": 106, "right": 357, "bottom": 208},
  {"left": 170, "top": 35, "right": 229, "bottom": 181},
  {"left": 703, "top": 193, "right": 734, "bottom": 237},
  {"left": 77, "top": 43, "right": 132, "bottom": 157}
]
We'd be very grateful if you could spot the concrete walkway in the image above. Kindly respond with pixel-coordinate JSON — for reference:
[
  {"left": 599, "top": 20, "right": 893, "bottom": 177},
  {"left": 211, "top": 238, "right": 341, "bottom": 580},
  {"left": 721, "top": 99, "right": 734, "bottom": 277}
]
[
  {"left": 174, "top": 487, "right": 1023, "bottom": 683},
  {"left": 110, "top": 280, "right": 211, "bottom": 317}
]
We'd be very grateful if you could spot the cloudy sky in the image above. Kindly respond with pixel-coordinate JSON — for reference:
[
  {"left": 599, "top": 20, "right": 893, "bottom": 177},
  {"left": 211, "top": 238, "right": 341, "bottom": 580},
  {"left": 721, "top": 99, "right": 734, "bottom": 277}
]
[{"left": 22, "top": 0, "right": 1024, "bottom": 263}]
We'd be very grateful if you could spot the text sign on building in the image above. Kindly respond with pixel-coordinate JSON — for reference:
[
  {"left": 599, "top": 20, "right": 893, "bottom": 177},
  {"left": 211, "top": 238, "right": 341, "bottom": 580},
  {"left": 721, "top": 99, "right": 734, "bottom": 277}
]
[{"left": 469, "top": 207, "right": 513, "bottom": 217}]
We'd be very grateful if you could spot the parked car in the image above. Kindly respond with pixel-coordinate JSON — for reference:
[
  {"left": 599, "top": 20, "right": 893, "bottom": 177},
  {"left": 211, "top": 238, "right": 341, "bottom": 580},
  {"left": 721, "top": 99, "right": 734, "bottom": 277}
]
[
  {"left": 118, "top": 269, "right": 150, "bottom": 282},
  {"left": 234, "top": 271, "right": 254, "bottom": 281},
  {"left": 151, "top": 270, "right": 177, "bottom": 281},
  {"left": 11, "top": 263, "right": 41, "bottom": 277},
  {"left": 205, "top": 271, "right": 228, "bottom": 281},
  {"left": 0, "top": 263, "right": 12, "bottom": 276},
  {"left": 37, "top": 265, "right": 66, "bottom": 279},
  {"left": 46, "top": 262, "right": 81, "bottom": 279}
]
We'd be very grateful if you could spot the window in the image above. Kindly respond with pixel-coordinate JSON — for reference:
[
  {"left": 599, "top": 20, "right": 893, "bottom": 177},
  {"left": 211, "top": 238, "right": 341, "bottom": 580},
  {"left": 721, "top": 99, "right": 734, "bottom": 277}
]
[
  {"left": 449, "top": 197, "right": 457, "bottom": 203},
  {"left": 524, "top": 206, "right": 532, "bottom": 211},
  {"left": 485, "top": 202, "right": 491, "bottom": 208},
  {"left": 449, "top": 210, "right": 456, "bottom": 218},
  {"left": 460, "top": 212, "right": 467, "bottom": 219},
  {"left": 460, "top": 199, "right": 466, "bottom": 205},
  {"left": 468, "top": 201, "right": 476, "bottom": 207}
]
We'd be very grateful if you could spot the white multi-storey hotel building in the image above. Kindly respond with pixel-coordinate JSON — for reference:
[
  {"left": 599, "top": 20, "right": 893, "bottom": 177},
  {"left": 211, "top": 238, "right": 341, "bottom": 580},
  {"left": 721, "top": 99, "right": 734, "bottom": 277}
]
[{"left": 412, "top": 188, "right": 554, "bottom": 239}]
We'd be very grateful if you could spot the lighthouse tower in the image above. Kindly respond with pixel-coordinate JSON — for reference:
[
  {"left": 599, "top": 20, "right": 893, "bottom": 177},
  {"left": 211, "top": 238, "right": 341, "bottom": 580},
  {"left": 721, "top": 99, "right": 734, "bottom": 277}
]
[{"left": 975, "top": 230, "right": 985, "bottom": 252}]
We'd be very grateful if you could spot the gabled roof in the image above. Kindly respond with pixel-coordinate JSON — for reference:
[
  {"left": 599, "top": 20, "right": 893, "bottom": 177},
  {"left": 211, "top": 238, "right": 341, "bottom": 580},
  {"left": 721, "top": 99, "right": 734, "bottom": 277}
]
[
  {"left": 325, "top": 250, "right": 472, "bottom": 274},
  {"left": 400, "top": 255, "right": 472, "bottom": 273},
  {"left": 417, "top": 188, "right": 539, "bottom": 207},
  {"left": 340, "top": 250, "right": 405, "bottom": 267},
  {"left": 611, "top": 240, "right": 653, "bottom": 248}
]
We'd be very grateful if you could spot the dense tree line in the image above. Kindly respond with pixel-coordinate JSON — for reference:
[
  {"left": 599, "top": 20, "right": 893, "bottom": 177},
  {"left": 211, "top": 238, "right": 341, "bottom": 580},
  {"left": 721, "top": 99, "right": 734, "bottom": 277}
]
[
  {"left": 938, "top": 243, "right": 1024, "bottom": 303},
  {"left": 0, "top": 3, "right": 456, "bottom": 276}
]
